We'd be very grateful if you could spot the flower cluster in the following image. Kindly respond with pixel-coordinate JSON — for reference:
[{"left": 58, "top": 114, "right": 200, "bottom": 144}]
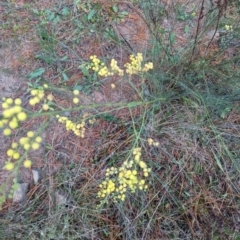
[
  {"left": 133, "top": 147, "right": 151, "bottom": 177},
  {"left": 89, "top": 55, "right": 124, "bottom": 77},
  {"left": 29, "top": 84, "right": 54, "bottom": 111},
  {"left": 83, "top": 112, "right": 96, "bottom": 125},
  {"left": 4, "top": 131, "right": 42, "bottom": 171},
  {"left": 42, "top": 91, "right": 54, "bottom": 111},
  {"left": 19, "top": 131, "right": 42, "bottom": 151},
  {"left": 89, "top": 55, "right": 108, "bottom": 77},
  {"left": 109, "top": 59, "right": 124, "bottom": 76},
  {"left": 124, "top": 53, "right": 153, "bottom": 75},
  {"left": 0, "top": 97, "right": 27, "bottom": 136},
  {"left": 89, "top": 53, "right": 152, "bottom": 78},
  {"left": 111, "top": 83, "right": 116, "bottom": 89},
  {"left": 73, "top": 89, "right": 80, "bottom": 104},
  {"left": 225, "top": 25, "right": 233, "bottom": 31},
  {"left": 142, "top": 62, "right": 154, "bottom": 72},
  {"left": 56, "top": 114, "right": 86, "bottom": 138},
  {"left": 29, "top": 88, "right": 45, "bottom": 106},
  {"left": 97, "top": 147, "right": 151, "bottom": 203},
  {"left": 88, "top": 118, "right": 96, "bottom": 124},
  {"left": 147, "top": 138, "right": 159, "bottom": 147},
  {"left": 89, "top": 55, "right": 101, "bottom": 72}
]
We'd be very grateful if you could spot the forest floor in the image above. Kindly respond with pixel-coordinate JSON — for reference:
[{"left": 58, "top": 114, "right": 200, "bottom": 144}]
[{"left": 0, "top": 0, "right": 240, "bottom": 239}]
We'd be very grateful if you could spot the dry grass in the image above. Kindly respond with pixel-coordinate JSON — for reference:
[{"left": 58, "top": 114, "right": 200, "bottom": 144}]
[{"left": 0, "top": 0, "right": 239, "bottom": 239}]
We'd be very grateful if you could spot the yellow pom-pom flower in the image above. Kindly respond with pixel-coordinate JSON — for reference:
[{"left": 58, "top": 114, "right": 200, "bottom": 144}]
[
  {"left": 42, "top": 104, "right": 49, "bottom": 111},
  {"left": 19, "top": 137, "right": 29, "bottom": 145},
  {"left": 23, "top": 143, "right": 31, "bottom": 150},
  {"left": 14, "top": 98, "right": 22, "bottom": 105},
  {"left": 6, "top": 98, "right": 13, "bottom": 105},
  {"left": 4, "top": 162, "right": 14, "bottom": 171},
  {"left": 31, "top": 142, "right": 40, "bottom": 150},
  {"left": 35, "top": 136, "right": 42, "bottom": 143},
  {"left": 7, "top": 149, "right": 14, "bottom": 157},
  {"left": 47, "top": 93, "right": 54, "bottom": 101},
  {"left": 11, "top": 142, "right": 18, "bottom": 149},
  {"left": 23, "top": 159, "right": 32, "bottom": 168},
  {"left": 3, "top": 128, "right": 11, "bottom": 136},
  {"left": 9, "top": 120, "right": 18, "bottom": 129},
  {"left": 13, "top": 152, "right": 20, "bottom": 160},
  {"left": 27, "top": 131, "right": 34, "bottom": 138},
  {"left": 2, "top": 102, "right": 9, "bottom": 109},
  {"left": 3, "top": 109, "right": 13, "bottom": 118},
  {"left": 17, "top": 112, "right": 27, "bottom": 121},
  {"left": 31, "top": 89, "right": 38, "bottom": 96},
  {"left": 73, "top": 97, "right": 79, "bottom": 104},
  {"left": 73, "top": 89, "right": 80, "bottom": 95},
  {"left": 29, "top": 98, "right": 36, "bottom": 106}
]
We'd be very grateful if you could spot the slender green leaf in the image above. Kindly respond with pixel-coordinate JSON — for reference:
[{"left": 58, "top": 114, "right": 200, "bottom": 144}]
[
  {"left": 88, "top": 10, "right": 95, "bottom": 21},
  {"left": 213, "top": 152, "right": 224, "bottom": 172},
  {"left": 62, "top": 72, "right": 69, "bottom": 81},
  {"left": 112, "top": 5, "right": 118, "bottom": 13},
  {"left": 28, "top": 68, "right": 45, "bottom": 79}
]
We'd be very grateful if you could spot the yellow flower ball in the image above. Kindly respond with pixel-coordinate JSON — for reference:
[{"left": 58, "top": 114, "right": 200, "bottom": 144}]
[
  {"left": 118, "top": 171, "right": 124, "bottom": 178},
  {"left": 31, "top": 142, "right": 40, "bottom": 150},
  {"left": 27, "top": 131, "right": 34, "bottom": 138},
  {"left": 9, "top": 120, "right": 18, "bottom": 129},
  {"left": 29, "top": 98, "right": 36, "bottom": 106},
  {"left": 134, "top": 154, "right": 141, "bottom": 162},
  {"left": 3, "top": 109, "right": 13, "bottom": 118},
  {"left": 73, "top": 97, "right": 79, "bottom": 104},
  {"left": 120, "top": 194, "right": 126, "bottom": 201},
  {"left": 13, "top": 152, "right": 20, "bottom": 160},
  {"left": 14, "top": 98, "right": 22, "bottom": 105},
  {"left": 139, "top": 179, "right": 145, "bottom": 185},
  {"left": 80, "top": 133, "right": 84, "bottom": 138},
  {"left": 132, "top": 170, "right": 137, "bottom": 175},
  {"left": 47, "top": 93, "right": 54, "bottom": 101},
  {"left": 73, "top": 89, "right": 80, "bottom": 95},
  {"left": 34, "top": 97, "right": 41, "bottom": 104},
  {"left": 11, "top": 142, "right": 18, "bottom": 149},
  {"left": 31, "top": 89, "right": 38, "bottom": 96},
  {"left": 143, "top": 171, "right": 149, "bottom": 177},
  {"left": 6, "top": 98, "right": 13, "bottom": 105},
  {"left": 23, "top": 159, "right": 32, "bottom": 168},
  {"left": 2, "top": 102, "right": 9, "bottom": 109},
  {"left": 7, "top": 149, "right": 14, "bottom": 157},
  {"left": 13, "top": 106, "right": 22, "bottom": 114},
  {"left": 43, "top": 84, "right": 48, "bottom": 89},
  {"left": 4, "top": 162, "right": 14, "bottom": 171},
  {"left": 17, "top": 112, "right": 27, "bottom": 121},
  {"left": 147, "top": 138, "right": 154, "bottom": 146},
  {"left": 35, "top": 136, "right": 42, "bottom": 143},
  {"left": 3, "top": 128, "right": 11, "bottom": 136},
  {"left": 42, "top": 104, "right": 49, "bottom": 111},
  {"left": 19, "top": 137, "right": 29, "bottom": 145},
  {"left": 23, "top": 143, "right": 31, "bottom": 150},
  {"left": 139, "top": 161, "right": 147, "bottom": 169},
  {"left": 38, "top": 92, "right": 44, "bottom": 99}
]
